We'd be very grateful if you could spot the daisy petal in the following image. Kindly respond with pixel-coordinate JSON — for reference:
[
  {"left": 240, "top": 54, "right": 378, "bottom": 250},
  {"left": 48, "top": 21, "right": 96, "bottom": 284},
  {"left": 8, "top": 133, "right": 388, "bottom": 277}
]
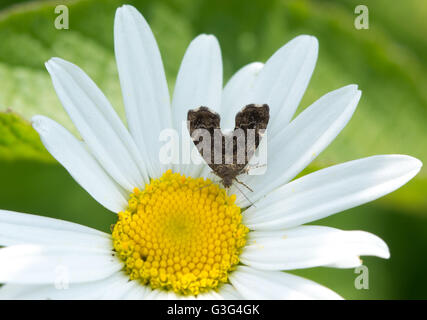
[
  {"left": 250, "top": 35, "right": 318, "bottom": 136},
  {"left": 0, "top": 272, "right": 132, "bottom": 300},
  {"left": 326, "top": 256, "right": 363, "bottom": 268},
  {"left": 196, "top": 291, "right": 224, "bottom": 300},
  {"left": 0, "top": 283, "right": 44, "bottom": 300},
  {"left": 240, "top": 226, "right": 389, "bottom": 270},
  {"left": 0, "top": 210, "right": 107, "bottom": 237},
  {"left": 244, "top": 155, "right": 422, "bottom": 229},
  {"left": 114, "top": 5, "right": 172, "bottom": 179},
  {"left": 172, "top": 34, "right": 223, "bottom": 127},
  {"left": 172, "top": 34, "right": 222, "bottom": 177},
  {"left": 218, "top": 284, "right": 244, "bottom": 299},
  {"left": 0, "top": 283, "right": 83, "bottom": 300},
  {"left": 97, "top": 272, "right": 137, "bottom": 299},
  {"left": 221, "top": 62, "right": 264, "bottom": 129},
  {"left": 0, "top": 244, "right": 122, "bottom": 284},
  {"left": 146, "top": 289, "right": 179, "bottom": 300},
  {"left": 234, "top": 85, "right": 361, "bottom": 206},
  {"left": 32, "top": 116, "right": 127, "bottom": 212},
  {"left": 0, "top": 210, "right": 111, "bottom": 248},
  {"left": 45, "top": 57, "right": 147, "bottom": 191},
  {"left": 121, "top": 281, "right": 152, "bottom": 300},
  {"left": 229, "top": 266, "right": 342, "bottom": 300}
]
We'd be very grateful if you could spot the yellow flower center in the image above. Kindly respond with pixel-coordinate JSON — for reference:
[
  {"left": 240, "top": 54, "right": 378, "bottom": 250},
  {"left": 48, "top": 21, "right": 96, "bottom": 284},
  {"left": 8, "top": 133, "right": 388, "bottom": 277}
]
[{"left": 111, "top": 170, "right": 248, "bottom": 296}]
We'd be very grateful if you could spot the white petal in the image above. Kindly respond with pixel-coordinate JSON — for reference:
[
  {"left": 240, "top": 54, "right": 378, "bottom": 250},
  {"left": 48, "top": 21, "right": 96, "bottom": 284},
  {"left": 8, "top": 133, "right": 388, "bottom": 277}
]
[
  {"left": 0, "top": 283, "right": 44, "bottom": 300},
  {"left": 0, "top": 210, "right": 107, "bottom": 237},
  {"left": 218, "top": 284, "right": 244, "bottom": 299},
  {"left": 249, "top": 35, "right": 318, "bottom": 136},
  {"left": 97, "top": 272, "right": 135, "bottom": 299},
  {"left": 122, "top": 281, "right": 151, "bottom": 300},
  {"left": 0, "top": 244, "right": 122, "bottom": 284},
  {"left": 0, "top": 279, "right": 107, "bottom": 300},
  {"left": 0, "top": 283, "right": 84, "bottom": 300},
  {"left": 240, "top": 226, "right": 389, "bottom": 270},
  {"left": 0, "top": 272, "right": 134, "bottom": 300},
  {"left": 234, "top": 85, "right": 361, "bottom": 206},
  {"left": 171, "top": 34, "right": 222, "bottom": 177},
  {"left": 196, "top": 291, "right": 224, "bottom": 300},
  {"left": 172, "top": 34, "right": 223, "bottom": 126},
  {"left": 229, "top": 266, "right": 342, "bottom": 300},
  {"left": 221, "top": 62, "right": 264, "bottom": 129},
  {"left": 45, "top": 57, "right": 147, "bottom": 191},
  {"left": 32, "top": 116, "right": 127, "bottom": 212},
  {"left": 114, "top": 5, "right": 172, "bottom": 179},
  {"left": 245, "top": 155, "right": 422, "bottom": 229},
  {"left": 326, "top": 256, "right": 363, "bottom": 268},
  {"left": 0, "top": 210, "right": 112, "bottom": 248},
  {"left": 146, "top": 289, "right": 179, "bottom": 300}
]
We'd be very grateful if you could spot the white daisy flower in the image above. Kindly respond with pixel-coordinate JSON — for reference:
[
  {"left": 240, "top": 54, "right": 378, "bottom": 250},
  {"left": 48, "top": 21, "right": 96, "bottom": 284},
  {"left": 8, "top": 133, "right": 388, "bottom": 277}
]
[{"left": 0, "top": 5, "right": 422, "bottom": 300}]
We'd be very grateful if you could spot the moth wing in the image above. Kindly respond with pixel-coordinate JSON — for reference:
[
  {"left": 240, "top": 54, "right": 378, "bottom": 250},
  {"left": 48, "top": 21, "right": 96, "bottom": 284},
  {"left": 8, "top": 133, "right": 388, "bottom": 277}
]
[
  {"left": 234, "top": 103, "right": 270, "bottom": 132},
  {"left": 187, "top": 106, "right": 221, "bottom": 166},
  {"left": 234, "top": 104, "right": 269, "bottom": 163}
]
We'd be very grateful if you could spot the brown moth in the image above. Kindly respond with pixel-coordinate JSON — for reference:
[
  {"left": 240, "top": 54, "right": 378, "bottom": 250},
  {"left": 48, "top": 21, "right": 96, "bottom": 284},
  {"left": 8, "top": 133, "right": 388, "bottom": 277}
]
[{"left": 187, "top": 104, "right": 269, "bottom": 188}]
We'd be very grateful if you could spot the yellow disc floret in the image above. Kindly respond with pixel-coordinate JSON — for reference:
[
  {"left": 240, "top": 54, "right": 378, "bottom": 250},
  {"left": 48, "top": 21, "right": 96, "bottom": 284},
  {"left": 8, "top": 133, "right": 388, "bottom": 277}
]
[{"left": 111, "top": 170, "right": 248, "bottom": 296}]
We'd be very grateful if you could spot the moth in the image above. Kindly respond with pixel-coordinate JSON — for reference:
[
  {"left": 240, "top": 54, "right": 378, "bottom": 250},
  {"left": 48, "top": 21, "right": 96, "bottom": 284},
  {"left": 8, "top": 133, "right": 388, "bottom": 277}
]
[{"left": 187, "top": 104, "right": 270, "bottom": 188}]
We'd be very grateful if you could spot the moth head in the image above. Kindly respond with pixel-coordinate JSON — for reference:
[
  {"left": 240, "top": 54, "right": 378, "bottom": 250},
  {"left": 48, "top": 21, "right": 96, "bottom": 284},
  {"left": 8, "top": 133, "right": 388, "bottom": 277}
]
[{"left": 221, "top": 176, "right": 233, "bottom": 189}]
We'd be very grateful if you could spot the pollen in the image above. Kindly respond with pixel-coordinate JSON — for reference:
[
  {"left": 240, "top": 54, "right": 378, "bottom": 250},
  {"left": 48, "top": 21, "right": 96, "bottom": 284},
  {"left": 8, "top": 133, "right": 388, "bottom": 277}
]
[{"left": 111, "top": 170, "right": 248, "bottom": 296}]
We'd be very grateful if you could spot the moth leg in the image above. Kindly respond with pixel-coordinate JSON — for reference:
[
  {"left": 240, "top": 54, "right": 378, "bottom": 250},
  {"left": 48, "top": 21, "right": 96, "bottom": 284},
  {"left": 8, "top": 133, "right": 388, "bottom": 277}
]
[
  {"left": 234, "top": 177, "right": 254, "bottom": 192},
  {"left": 233, "top": 182, "right": 256, "bottom": 207}
]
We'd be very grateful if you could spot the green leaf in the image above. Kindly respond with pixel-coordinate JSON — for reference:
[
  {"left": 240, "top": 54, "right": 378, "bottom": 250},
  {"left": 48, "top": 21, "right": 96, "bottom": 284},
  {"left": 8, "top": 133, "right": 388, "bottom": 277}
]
[{"left": 0, "top": 111, "right": 51, "bottom": 161}]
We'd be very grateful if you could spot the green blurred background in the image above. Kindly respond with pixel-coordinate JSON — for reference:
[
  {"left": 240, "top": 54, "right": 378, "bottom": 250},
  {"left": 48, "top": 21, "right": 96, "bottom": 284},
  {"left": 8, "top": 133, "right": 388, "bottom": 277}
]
[{"left": 0, "top": 0, "right": 426, "bottom": 299}]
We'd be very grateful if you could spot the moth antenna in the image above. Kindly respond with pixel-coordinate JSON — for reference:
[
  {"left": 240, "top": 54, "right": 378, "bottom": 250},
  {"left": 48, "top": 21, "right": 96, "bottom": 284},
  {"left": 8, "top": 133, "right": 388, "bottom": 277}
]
[
  {"left": 234, "top": 177, "right": 254, "bottom": 192},
  {"left": 198, "top": 176, "right": 221, "bottom": 190},
  {"left": 198, "top": 182, "right": 214, "bottom": 190},
  {"left": 233, "top": 182, "right": 256, "bottom": 208}
]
